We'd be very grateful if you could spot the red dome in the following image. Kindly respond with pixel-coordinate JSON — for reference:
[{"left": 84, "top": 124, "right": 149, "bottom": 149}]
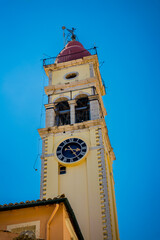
[{"left": 56, "top": 40, "right": 91, "bottom": 63}]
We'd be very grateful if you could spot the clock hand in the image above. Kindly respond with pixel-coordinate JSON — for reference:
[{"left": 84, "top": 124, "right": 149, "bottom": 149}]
[
  {"left": 75, "top": 148, "right": 80, "bottom": 152},
  {"left": 65, "top": 148, "right": 70, "bottom": 151},
  {"left": 65, "top": 147, "right": 77, "bottom": 153},
  {"left": 64, "top": 147, "right": 77, "bottom": 156},
  {"left": 68, "top": 145, "right": 78, "bottom": 157}
]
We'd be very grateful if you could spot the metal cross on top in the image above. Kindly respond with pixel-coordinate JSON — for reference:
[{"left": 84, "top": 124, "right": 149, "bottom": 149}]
[
  {"left": 62, "top": 26, "right": 77, "bottom": 46},
  {"left": 66, "top": 27, "right": 76, "bottom": 40}
]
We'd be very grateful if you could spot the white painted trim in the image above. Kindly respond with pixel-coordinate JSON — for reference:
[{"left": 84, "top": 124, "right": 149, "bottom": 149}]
[
  {"left": 73, "top": 92, "right": 90, "bottom": 99},
  {"left": 7, "top": 220, "right": 40, "bottom": 238},
  {"left": 64, "top": 71, "right": 79, "bottom": 80},
  {"left": 53, "top": 95, "right": 70, "bottom": 103},
  {"left": 65, "top": 217, "right": 78, "bottom": 240}
]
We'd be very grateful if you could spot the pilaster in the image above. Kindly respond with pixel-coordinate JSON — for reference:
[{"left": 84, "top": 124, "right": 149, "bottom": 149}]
[
  {"left": 45, "top": 103, "right": 55, "bottom": 127},
  {"left": 89, "top": 95, "right": 100, "bottom": 120},
  {"left": 89, "top": 63, "right": 94, "bottom": 77},
  {"left": 48, "top": 70, "right": 52, "bottom": 86}
]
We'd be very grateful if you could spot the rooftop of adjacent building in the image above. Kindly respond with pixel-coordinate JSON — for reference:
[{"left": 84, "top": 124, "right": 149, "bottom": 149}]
[
  {"left": 0, "top": 195, "right": 66, "bottom": 211},
  {"left": 0, "top": 195, "right": 84, "bottom": 240}
]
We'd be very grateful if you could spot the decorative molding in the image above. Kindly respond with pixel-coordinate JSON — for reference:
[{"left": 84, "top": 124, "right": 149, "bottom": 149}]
[
  {"left": 73, "top": 91, "right": 90, "bottom": 99},
  {"left": 44, "top": 78, "right": 97, "bottom": 95},
  {"left": 38, "top": 119, "right": 104, "bottom": 137},
  {"left": 96, "top": 128, "right": 113, "bottom": 240},
  {"left": 41, "top": 153, "right": 55, "bottom": 158},
  {"left": 53, "top": 95, "right": 70, "bottom": 103},
  {"left": 45, "top": 82, "right": 96, "bottom": 96},
  {"left": 88, "top": 94, "right": 99, "bottom": 101},
  {"left": 7, "top": 221, "right": 40, "bottom": 238},
  {"left": 44, "top": 103, "right": 55, "bottom": 109},
  {"left": 44, "top": 55, "right": 98, "bottom": 73},
  {"left": 40, "top": 136, "right": 49, "bottom": 199},
  {"left": 64, "top": 71, "right": 79, "bottom": 80}
]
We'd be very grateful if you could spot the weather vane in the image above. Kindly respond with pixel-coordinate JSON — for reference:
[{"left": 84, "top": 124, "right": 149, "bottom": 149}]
[{"left": 62, "top": 26, "right": 77, "bottom": 46}]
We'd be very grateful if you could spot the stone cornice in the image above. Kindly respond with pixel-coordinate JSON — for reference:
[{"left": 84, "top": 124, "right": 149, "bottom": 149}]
[
  {"left": 43, "top": 55, "right": 98, "bottom": 73},
  {"left": 38, "top": 119, "right": 103, "bottom": 138},
  {"left": 38, "top": 119, "right": 103, "bottom": 137},
  {"left": 44, "top": 78, "right": 97, "bottom": 95}
]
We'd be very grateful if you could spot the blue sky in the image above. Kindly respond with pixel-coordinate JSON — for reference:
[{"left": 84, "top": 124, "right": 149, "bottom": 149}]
[{"left": 0, "top": 0, "right": 160, "bottom": 239}]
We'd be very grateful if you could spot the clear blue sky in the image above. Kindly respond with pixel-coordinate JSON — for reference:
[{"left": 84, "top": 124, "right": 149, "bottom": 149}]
[{"left": 0, "top": 0, "right": 160, "bottom": 239}]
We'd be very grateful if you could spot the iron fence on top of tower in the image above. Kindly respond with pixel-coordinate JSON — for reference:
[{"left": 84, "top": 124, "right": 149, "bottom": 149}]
[{"left": 42, "top": 47, "right": 97, "bottom": 66}]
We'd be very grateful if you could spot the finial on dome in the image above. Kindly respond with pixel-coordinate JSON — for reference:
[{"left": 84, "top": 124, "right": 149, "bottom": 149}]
[
  {"left": 62, "top": 26, "right": 77, "bottom": 45},
  {"left": 66, "top": 27, "right": 76, "bottom": 40}
]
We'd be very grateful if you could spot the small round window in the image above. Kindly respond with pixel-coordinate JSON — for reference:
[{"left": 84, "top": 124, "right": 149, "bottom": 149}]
[{"left": 64, "top": 72, "right": 78, "bottom": 80}]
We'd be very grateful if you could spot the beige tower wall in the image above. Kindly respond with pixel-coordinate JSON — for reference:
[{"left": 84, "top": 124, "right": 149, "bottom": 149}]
[
  {"left": 39, "top": 54, "right": 120, "bottom": 240},
  {"left": 42, "top": 125, "right": 114, "bottom": 240},
  {"left": 51, "top": 63, "right": 94, "bottom": 85}
]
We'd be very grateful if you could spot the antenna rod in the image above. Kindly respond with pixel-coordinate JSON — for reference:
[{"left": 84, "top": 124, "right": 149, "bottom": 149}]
[{"left": 62, "top": 26, "right": 66, "bottom": 47}]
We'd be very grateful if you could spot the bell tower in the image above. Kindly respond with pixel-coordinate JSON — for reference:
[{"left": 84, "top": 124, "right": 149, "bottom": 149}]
[{"left": 38, "top": 34, "right": 120, "bottom": 240}]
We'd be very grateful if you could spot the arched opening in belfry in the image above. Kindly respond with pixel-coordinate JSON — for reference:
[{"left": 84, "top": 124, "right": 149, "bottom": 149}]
[
  {"left": 55, "top": 99, "right": 70, "bottom": 126},
  {"left": 75, "top": 96, "right": 90, "bottom": 123}
]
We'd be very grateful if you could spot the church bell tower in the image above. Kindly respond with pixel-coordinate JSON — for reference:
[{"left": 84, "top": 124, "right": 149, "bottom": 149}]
[{"left": 38, "top": 31, "right": 120, "bottom": 240}]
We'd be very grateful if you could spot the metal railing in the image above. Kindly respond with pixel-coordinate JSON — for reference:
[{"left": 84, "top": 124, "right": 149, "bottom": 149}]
[{"left": 43, "top": 47, "right": 97, "bottom": 66}]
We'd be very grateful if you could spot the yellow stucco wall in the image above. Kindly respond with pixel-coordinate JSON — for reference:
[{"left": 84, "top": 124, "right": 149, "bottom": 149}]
[
  {"left": 51, "top": 63, "right": 92, "bottom": 86},
  {"left": 44, "top": 127, "right": 104, "bottom": 240}
]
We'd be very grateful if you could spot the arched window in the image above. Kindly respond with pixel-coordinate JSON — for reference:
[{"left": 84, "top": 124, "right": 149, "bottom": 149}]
[
  {"left": 75, "top": 97, "right": 90, "bottom": 123},
  {"left": 55, "top": 101, "right": 70, "bottom": 126}
]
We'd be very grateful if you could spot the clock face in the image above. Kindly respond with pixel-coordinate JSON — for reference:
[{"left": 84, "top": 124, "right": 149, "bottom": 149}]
[{"left": 56, "top": 138, "right": 87, "bottom": 164}]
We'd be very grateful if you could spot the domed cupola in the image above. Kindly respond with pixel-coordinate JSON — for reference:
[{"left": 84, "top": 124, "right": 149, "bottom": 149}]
[{"left": 56, "top": 40, "right": 91, "bottom": 63}]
